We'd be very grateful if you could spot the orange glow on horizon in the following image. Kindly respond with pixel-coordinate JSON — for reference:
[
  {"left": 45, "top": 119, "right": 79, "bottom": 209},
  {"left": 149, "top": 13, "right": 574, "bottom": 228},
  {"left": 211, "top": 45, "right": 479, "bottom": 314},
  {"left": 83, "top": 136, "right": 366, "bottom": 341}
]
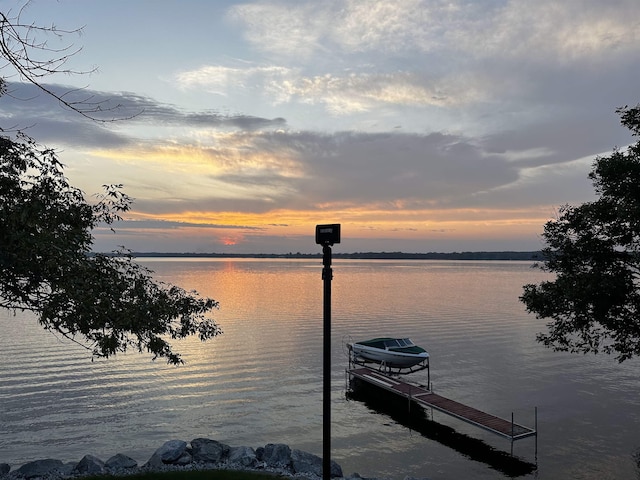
[{"left": 122, "top": 205, "right": 551, "bottom": 244}]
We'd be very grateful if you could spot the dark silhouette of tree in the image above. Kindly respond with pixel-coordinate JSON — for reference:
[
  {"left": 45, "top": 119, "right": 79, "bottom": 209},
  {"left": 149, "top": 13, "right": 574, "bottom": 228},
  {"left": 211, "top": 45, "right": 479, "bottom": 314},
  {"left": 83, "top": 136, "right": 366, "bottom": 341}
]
[
  {"left": 0, "top": 3, "right": 220, "bottom": 364},
  {"left": 521, "top": 104, "right": 640, "bottom": 362}
]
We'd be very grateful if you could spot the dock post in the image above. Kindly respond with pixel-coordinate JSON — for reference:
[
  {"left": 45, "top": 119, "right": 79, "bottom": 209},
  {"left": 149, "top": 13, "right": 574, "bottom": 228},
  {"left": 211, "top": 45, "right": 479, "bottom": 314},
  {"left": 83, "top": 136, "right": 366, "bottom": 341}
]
[
  {"left": 535, "top": 406, "right": 538, "bottom": 460},
  {"left": 511, "top": 412, "right": 514, "bottom": 456}
]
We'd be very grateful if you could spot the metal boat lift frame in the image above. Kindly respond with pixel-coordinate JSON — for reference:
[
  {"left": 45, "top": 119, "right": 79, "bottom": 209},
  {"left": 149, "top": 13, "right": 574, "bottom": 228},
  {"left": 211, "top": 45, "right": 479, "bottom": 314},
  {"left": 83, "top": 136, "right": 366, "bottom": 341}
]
[{"left": 347, "top": 343, "right": 431, "bottom": 384}]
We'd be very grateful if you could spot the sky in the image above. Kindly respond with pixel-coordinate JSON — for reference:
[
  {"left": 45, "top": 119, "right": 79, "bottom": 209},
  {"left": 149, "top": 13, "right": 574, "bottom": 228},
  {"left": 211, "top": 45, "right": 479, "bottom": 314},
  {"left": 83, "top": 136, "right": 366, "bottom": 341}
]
[{"left": 2, "top": 0, "right": 639, "bottom": 254}]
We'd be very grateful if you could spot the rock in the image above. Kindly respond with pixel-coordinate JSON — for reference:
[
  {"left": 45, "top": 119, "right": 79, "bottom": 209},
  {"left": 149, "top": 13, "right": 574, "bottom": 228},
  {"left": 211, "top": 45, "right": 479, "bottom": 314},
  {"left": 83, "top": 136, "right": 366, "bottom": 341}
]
[
  {"left": 191, "top": 438, "right": 229, "bottom": 464},
  {"left": 63, "top": 462, "right": 78, "bottom": 476},
  {"left": 2, "top": 443, "right": 351, "bottom": 480},
  {"left": 291, "top": 449, "right": 322, "bottom": 477},
  {"left": 329, "top": 459, "right": 344, "bottom": 477},
  {"left": 105, "top": 453, "right": 138, "bottom": 470},
  {"left": 145, "top": 439, "right": 190, "bottom": 468},
  {"left": 160, "top": 440, "right": 188, "bottom": 463},
  {"left": 404, "top": 476, "right": 431, "bottom": 480},
  {"left": 262, "top": 443, "right": 291, "bottom": 468},
  {"left": 16, "top": 459, "right": 64, "bottom": 479},
  {"left": 173, "top": 450, "right": 193, "bottom": 466},
  {"left": 144, "top": 452, "right": 164, "bottom": 469},
  {"left": 74, "top": 454, "right": 105, "bottom": 475},
  {"left": 291, "top": 449, "right": 343, "bottom": 478},
  {"left": 228, "top": 446, "right": 257, "bottom": 468}
]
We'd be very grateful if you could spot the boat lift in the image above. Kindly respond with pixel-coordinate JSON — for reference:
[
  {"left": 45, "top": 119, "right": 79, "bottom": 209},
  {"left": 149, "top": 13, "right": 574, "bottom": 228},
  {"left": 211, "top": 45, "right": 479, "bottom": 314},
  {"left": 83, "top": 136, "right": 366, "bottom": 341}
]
[{"left": 347, "top": 342, "right": 431, "bottom": 382}]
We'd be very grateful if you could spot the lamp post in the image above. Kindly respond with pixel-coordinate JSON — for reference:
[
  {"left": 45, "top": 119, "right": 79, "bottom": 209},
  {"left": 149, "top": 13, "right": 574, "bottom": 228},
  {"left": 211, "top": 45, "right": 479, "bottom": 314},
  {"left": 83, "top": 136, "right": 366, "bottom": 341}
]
[{"left": 315, "top": 224, "right": 340, "bottom": 480}]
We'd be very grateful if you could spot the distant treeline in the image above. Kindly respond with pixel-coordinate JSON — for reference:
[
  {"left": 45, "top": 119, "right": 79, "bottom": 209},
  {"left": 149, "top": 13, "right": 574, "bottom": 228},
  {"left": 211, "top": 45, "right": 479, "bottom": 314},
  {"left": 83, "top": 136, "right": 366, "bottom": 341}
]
[{"left": 119, "top": 251, "right": 543, "bottom": 261}]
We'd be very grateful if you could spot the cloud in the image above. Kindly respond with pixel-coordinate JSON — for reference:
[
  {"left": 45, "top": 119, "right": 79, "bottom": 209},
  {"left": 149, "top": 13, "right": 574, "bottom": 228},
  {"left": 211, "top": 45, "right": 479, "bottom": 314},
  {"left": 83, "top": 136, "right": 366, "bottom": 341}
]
[
  {"left": 2, "top": 79, "right": 631, "bottom": 227},
  {"left": 226, "top": 2, "right": 332, "bottom": 59},
  {"left": 470, "top": 0, "right": 640, "bottom": 63},
  {"left": 0, "top": 82, "right": 287, "bottom": 147},
  {"left": 175, "top": 64, "right": 489, "bottom": 116},
  {"left": 219, "top": 0, "right": 640, "bottom": 125},
  {"left": 98, "top": 219, "right": 264, "bottom": 231},
  {"left": 228, "top": 0, "right": 639, "bottom": 62},
  {"left": 227, "top": 0, "right": 460, "bottom": 58},
  {"left": 175, "top": 65, "right": 293, "bottom": 95},
  {"left": 86, "top": 116, "right": 617, "bottom": 223}
]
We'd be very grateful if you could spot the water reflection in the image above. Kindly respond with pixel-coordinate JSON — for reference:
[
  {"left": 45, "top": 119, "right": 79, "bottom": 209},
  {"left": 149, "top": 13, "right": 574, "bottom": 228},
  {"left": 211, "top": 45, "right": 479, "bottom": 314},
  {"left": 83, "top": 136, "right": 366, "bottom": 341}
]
[{"left": 347, "top": 380, "right": 537, "bottom": 477}]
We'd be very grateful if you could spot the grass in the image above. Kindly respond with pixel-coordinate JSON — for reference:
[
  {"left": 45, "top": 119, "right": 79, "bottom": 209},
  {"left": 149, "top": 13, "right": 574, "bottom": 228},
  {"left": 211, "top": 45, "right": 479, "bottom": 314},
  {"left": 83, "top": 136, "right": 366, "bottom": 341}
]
[{"left": 84, "top": 471, "right": 282, "bottom": 480}]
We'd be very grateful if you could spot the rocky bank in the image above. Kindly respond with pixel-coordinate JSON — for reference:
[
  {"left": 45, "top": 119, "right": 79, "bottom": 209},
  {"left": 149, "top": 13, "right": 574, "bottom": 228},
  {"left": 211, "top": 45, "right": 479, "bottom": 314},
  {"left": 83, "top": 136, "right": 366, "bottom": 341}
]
[{"left": 0, "top": 438, "right": 431, "bottom": 480}]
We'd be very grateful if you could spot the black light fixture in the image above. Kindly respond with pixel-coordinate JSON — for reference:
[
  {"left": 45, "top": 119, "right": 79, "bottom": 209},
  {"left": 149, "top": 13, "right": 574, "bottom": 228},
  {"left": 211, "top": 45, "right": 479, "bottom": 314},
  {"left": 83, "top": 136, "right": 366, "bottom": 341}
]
[{"left": 315, "top": 223, "right": 341, "bottom": 246}]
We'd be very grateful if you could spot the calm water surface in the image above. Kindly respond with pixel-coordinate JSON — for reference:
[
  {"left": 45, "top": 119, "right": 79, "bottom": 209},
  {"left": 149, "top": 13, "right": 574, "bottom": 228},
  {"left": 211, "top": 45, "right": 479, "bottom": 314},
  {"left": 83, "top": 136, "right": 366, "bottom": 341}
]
[{"left": 1, "top": 259, "right": 639, "bottom": 479}]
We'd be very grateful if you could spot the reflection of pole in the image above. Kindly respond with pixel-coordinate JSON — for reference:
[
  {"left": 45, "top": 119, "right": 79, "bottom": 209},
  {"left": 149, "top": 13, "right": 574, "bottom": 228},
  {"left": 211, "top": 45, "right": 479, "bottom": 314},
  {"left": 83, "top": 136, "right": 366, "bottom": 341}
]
[{"left": 322, "top": 244, "right": 332, "bottom": 480}]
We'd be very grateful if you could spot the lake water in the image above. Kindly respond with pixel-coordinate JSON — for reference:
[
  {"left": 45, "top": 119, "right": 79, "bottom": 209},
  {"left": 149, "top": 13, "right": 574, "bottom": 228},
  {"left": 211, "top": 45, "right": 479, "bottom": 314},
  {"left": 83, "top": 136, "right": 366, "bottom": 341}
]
[{"left": 1, "top": 258, "right": 639, "bottom": 479}]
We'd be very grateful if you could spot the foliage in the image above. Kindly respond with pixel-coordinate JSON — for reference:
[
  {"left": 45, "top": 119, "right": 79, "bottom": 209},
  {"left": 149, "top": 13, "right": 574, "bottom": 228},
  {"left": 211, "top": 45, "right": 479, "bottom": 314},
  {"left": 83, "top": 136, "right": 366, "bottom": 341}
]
[
  {"left": 0, "top": 133, "right": 221, "bottom": 364},
  {"left": 0, "top": 3, "right": 219, "bottom": 364},
  {"left": 521, "top": 104, "right": 640, "bottom": 362}
]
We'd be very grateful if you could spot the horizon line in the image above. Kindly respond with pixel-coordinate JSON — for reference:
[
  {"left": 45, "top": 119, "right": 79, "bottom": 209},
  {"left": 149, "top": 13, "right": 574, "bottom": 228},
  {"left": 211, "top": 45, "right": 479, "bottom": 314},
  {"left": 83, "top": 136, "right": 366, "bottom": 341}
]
[{"left": 92, "top": 251, "right": 543, "bottom": 260}]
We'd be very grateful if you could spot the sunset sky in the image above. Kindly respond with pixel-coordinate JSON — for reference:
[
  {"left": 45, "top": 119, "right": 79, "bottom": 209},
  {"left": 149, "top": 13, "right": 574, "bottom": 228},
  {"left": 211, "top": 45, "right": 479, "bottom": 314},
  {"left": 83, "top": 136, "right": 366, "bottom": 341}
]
[{"left": 3, "top": 0, "right": 639, "bottom": 253}]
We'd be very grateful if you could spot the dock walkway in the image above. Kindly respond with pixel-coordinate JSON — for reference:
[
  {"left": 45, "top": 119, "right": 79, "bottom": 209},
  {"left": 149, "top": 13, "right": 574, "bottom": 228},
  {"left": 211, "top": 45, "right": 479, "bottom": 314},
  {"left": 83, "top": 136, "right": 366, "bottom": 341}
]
[{"left": 348, "top": 367, "right": 536, "bottom": 441}]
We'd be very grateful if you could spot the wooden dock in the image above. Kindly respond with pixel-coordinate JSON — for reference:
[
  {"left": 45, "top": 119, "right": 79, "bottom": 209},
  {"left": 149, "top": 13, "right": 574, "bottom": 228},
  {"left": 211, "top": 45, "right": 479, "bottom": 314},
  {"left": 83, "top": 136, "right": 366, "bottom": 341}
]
[{"left": 348, "top": 367, "right": 537, "bottom": 441}]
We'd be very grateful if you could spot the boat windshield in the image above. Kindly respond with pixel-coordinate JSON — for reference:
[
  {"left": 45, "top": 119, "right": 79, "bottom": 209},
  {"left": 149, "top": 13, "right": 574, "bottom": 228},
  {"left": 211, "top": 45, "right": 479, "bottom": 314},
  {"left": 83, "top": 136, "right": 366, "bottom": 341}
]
[{"left": 383, "top": 338, "right": 415, "bottom": 348}]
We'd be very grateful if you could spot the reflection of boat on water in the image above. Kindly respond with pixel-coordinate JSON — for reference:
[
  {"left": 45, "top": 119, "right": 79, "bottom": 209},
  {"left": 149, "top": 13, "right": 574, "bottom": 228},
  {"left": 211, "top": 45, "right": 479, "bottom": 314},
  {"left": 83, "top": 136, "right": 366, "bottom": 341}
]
[{"left": 348, "top": 337, "right": 429, "bottom": 370}]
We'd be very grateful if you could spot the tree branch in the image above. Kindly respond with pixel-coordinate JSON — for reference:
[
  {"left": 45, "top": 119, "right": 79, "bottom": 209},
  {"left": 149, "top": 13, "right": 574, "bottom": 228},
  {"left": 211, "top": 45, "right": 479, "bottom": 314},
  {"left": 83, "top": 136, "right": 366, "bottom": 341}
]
[{"left": 0, "top": 2, "right": 140, "bottom": 122}]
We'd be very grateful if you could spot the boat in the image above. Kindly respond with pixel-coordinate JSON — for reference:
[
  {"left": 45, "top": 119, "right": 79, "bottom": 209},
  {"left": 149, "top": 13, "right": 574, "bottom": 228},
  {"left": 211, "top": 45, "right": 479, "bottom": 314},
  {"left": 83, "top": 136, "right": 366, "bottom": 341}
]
[{"left": 348, "top": 337, "right": 429, "bottom": 368}]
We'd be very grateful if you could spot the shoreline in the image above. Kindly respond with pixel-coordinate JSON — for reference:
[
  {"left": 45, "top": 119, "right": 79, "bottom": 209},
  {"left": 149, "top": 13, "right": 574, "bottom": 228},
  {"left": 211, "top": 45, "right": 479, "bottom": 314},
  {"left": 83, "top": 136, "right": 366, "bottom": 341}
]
[
  {"left": 0, "top": 439, "right": 387, "bottom": 480},
  {"left": 92, "top": 251, "right": 542, "bottom": 261}
]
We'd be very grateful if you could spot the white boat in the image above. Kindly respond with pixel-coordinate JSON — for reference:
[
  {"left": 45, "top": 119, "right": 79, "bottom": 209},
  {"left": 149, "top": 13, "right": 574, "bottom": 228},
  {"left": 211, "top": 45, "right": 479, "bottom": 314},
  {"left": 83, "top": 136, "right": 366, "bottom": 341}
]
[{"left": 349, "top": 337, "right": 429, "bottom": 368}]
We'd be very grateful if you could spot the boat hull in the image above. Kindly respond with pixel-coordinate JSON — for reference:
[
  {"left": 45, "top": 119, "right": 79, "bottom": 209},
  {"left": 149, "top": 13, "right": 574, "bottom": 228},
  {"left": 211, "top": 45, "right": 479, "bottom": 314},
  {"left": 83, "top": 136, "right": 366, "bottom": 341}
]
[{"left": 350, "top": 342, "right": 429, "bottom": 368}]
